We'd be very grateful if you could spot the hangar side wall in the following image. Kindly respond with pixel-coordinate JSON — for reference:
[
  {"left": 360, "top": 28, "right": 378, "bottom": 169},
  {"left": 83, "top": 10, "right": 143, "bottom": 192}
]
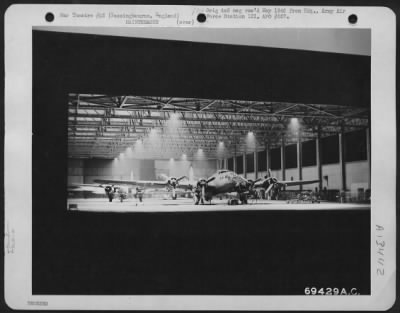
[
  {"left": 345, "top": 161, "right": 369, "bottom": 192},
  {"left": 321, "top": 164, "right": 341, "bottom": 190},
  {"left": 68, "top": 158, "right": 156, "bottom": 184},
  {"left": 246, "top": 172, "right": 256, "bottom": 180},
  {"left": 285, "top": 168, "right": 299, "bottom": 190},
  {"left": 67, "top": 159, "right": 84, "bottom": 184},
  {"left": 269, "top": 169, "right": 282, "bottom": 180},
  {"left": 301, "top": 166, "right": 319, "bottom": 191}
]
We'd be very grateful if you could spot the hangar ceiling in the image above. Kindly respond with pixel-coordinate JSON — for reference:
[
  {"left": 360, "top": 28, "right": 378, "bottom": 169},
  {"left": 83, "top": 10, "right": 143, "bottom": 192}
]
[{"left": 68, "top": 93, "right": 369, "bottom": 160}]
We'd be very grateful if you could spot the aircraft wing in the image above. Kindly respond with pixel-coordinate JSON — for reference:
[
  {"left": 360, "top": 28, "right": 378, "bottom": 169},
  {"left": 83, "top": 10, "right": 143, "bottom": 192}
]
[
  {"left": 279, "top": 179, "right": 320, "bottom": 187},
  {"left": 173, "top": 181, "right": 194, "bottom": 190},
  {"left": 68, "top": 183, "right": 106, "bottom": 194},
  {"left": 93, "top": 177, "right": 193, "bottom": 190},
  {"left": 93, "top": 179, "right": 167, "bottom": 187}
]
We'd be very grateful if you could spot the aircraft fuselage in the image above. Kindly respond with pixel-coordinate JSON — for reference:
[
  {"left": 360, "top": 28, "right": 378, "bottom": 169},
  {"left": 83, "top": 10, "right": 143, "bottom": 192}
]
[{"left": 196, "top": 170, "right": 250, "bottom": 204}]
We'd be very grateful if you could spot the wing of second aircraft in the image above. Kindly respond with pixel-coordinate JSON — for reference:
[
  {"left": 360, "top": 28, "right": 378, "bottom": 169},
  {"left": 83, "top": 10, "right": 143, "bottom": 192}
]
[
  {"left": 93, "top": 176, "right": 192, "bottom": 190},
  {"left": 93, "top": 178, "right": 167, "bottom": 187},
  {"left": 279, "top": 179, "right": 320, "bottom": 187}
]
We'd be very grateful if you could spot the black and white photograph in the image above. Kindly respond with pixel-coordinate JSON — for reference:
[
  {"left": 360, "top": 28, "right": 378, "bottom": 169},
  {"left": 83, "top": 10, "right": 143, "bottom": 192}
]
[
  {"left": 4, "top": 5, "right": 396, "bottom": 311},
  {"left": 61, "top": 26, "right": 373, "bottom": 294}
]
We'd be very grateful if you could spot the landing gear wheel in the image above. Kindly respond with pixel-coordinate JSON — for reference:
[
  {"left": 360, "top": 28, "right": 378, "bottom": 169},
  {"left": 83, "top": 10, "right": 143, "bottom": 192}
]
[{"left": 239, "top": 194, "right": 248, "bottom": 204}]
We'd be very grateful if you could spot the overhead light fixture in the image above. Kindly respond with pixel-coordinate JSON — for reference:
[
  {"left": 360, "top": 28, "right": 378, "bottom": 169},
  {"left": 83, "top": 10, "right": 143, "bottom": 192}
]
[{"left": 288, "top": 117, "right": 301, "bottom": 134}]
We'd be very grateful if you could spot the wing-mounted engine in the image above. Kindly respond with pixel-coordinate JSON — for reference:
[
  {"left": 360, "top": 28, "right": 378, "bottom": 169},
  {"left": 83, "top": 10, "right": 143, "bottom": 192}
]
[
  {"left": 104, "top": 185, "right": 116, "bottom": 202},
  {"left": 246, "top": 178, "right": 262, "bottom": 198},
  {"left": 262, "top": 177, "right": 282, "bottom": 200},
  {"left": 194, "top": 177, "right": 215, "bottom": 204},
  {"left": 166, "top": 176, "right": 187, "bottom": 199}
]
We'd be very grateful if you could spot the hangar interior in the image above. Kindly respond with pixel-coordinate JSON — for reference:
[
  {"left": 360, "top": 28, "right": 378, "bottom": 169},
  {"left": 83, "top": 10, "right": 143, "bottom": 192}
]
[
  {"left": 68, "top": 94, "right": 370, "bottom": 201},
  {"left": 62, "top": 27, "right": 371, "bottom": 203}
]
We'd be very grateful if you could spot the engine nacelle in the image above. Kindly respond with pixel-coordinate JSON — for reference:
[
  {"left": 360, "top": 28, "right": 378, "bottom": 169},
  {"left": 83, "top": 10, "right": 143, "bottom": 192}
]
[
  {"left": 104, "top": 185, "right": 115, "bottom": 202},
  {"left": 167, "top": 177, "right": 178, "bottom": 188}
]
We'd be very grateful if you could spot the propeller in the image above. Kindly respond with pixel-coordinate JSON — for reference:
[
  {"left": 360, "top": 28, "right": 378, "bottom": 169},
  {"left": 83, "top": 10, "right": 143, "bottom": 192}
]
[
  {"left": 207, "top": 176, "right": 216, "bottom": 183},
  {"left": 167, "top": 176, "right": 187, "bottom": 199},
  {"left": 195, "top": 176, "right": 215, "bottom": 204},
  {"left": 104, "top": 185, "right": 118, "bottom": 193},
  {"left": 247, "top": 177, "right": 262, "bottom": 188},
  {"left": 263, "top": 177, "right": 281, "bottom": 199},
  {"left": 168, "top": 177, "right": 177, "bottom": 188},
  {"left": 245, "top": 178, "right": 263, "bottom": 197},
  {"left": 104, "top": 186, "right": 113, "bottom": 194},
  {"left": 196, "top": 179, "right": 207, "bottom": 204},
  {"left": 265, "top": 183, "right": 274, "bottom": 198}
]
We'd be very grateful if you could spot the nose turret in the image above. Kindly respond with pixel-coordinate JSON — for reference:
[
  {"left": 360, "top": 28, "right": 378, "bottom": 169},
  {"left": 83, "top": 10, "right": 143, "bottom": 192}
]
[{"left": 168, "top": 177, "right": 177, "bottom": 188}]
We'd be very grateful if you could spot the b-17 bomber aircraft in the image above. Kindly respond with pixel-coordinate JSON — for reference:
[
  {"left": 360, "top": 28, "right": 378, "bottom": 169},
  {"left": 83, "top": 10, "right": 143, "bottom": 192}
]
[
  {"left": 192, "top": 169, "right": 320, "bottom": 205},
  {"left": 193, "top": 170, "right": 253, "bottom": 205}
]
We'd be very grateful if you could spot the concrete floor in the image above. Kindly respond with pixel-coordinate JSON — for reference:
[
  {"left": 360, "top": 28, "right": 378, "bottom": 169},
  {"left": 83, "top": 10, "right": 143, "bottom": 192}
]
[{"left": 67, "top": 197, "right": 370, "bottom": 213}]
